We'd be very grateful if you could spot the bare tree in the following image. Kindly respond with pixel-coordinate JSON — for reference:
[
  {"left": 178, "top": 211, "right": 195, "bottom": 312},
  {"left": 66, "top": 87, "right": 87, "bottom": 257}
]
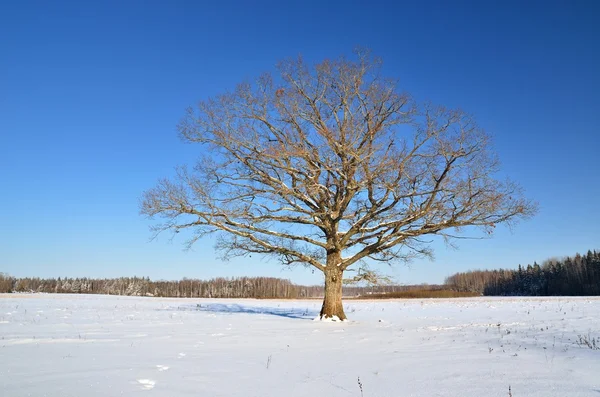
[{"left": 141, "top": 51, "right": 536, "bottom": 320}]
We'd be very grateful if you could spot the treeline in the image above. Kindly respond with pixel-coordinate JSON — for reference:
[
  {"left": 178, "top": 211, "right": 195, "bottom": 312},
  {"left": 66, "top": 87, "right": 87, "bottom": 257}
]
[
  {"left": 0, "top": 275, "right": 313, "bottom": 298},
  {"left": 0, "top": 273, "right": 444, "bottom": 298},
  {"left": 445, "top": 249, "right": 600, "bottom": 296}
]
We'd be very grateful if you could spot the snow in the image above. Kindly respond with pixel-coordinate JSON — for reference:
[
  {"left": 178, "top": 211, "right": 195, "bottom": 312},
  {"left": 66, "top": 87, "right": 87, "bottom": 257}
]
[
  {"left": 1, "top": 294, "right": 600, "bottom": 396},
  {"left": 315, "top": 314, "right": 347, "bottom": 322}
]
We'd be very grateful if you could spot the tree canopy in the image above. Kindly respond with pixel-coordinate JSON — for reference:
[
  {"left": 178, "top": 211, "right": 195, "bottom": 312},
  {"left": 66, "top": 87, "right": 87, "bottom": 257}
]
[{"left": 141, "top": 51, "right": 537, "bottom": 319}]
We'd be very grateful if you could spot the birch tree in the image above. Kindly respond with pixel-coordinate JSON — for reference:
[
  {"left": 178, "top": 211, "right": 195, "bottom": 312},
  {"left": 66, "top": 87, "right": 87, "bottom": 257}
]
[{"left": 141, "top": 51, "right": 536, "bottom": 320}]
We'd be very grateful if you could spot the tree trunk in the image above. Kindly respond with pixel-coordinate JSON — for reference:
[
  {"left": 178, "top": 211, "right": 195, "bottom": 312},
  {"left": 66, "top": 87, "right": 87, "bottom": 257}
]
[{"left": 320, "top": 256, "right": 346, "bottom": 320}]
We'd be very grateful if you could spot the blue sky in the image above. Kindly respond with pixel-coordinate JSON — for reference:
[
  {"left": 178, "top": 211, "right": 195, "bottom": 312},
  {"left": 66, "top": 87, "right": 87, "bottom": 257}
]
[{"left": 1, "top": 0, "right": 598, "bottom": 285}]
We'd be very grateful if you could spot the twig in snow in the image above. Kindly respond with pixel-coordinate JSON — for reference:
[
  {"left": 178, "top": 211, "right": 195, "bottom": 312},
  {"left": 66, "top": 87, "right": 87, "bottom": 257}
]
[{"left": 357, "top": 376, "right": 364, "bottom": 397}]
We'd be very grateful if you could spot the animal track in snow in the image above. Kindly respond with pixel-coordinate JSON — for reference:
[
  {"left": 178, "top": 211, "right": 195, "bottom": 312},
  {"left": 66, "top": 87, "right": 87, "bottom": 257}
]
[{"left": 137, "top": 379, "right": 156, "bottom": 390}]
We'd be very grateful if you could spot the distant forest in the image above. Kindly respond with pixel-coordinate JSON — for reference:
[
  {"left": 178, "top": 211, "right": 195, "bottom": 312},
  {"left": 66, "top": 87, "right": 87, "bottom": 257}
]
[
  {"left": 0, "top": 274, "right": 446, "bottom": 298},
  {"left": 2, "top": 249, "right": 597, "bottom": 298},
  {"left": 445, "top": 249, "right": 600, "bottom": 296}
]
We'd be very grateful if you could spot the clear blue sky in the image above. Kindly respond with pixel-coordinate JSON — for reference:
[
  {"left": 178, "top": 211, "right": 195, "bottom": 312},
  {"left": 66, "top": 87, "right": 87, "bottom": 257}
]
[{"left": 1, "top": 0, "right": 598, "bottom": 285}]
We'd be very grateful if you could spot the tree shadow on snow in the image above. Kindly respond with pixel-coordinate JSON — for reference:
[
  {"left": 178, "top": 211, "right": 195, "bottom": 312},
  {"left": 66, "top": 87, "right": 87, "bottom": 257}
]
[{"left": 191, "top": 303, "right": 318, "bottom": 320}]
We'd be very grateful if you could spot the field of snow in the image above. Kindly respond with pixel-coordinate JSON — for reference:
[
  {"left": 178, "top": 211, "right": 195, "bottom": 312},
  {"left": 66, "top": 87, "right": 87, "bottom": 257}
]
[{"left": 1, "top": 294, "right": 599, "bottom": 396}]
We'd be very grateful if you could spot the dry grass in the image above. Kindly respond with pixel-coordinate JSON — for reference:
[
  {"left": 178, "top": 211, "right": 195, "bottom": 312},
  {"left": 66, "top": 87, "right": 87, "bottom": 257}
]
[{"left": 359, "top": 289, "right": 480, "bottom": 299}]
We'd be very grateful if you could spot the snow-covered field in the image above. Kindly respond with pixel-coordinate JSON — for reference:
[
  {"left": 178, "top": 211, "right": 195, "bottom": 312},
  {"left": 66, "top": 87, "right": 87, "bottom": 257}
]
[{"left": 1, "top": 294, "right": 599, "bottom": 396}]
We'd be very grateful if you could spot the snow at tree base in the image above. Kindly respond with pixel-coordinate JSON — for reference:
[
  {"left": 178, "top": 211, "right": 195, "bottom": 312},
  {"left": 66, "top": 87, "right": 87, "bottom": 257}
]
[{"left": 1, "top": 294, "right": 599, "bottom": 396}]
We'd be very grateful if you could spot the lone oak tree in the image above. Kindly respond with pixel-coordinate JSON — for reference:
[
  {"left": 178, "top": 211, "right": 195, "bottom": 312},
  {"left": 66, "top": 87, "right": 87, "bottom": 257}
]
[{"left": 141, "top": 52, "right": 536, "bottom": 320}]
